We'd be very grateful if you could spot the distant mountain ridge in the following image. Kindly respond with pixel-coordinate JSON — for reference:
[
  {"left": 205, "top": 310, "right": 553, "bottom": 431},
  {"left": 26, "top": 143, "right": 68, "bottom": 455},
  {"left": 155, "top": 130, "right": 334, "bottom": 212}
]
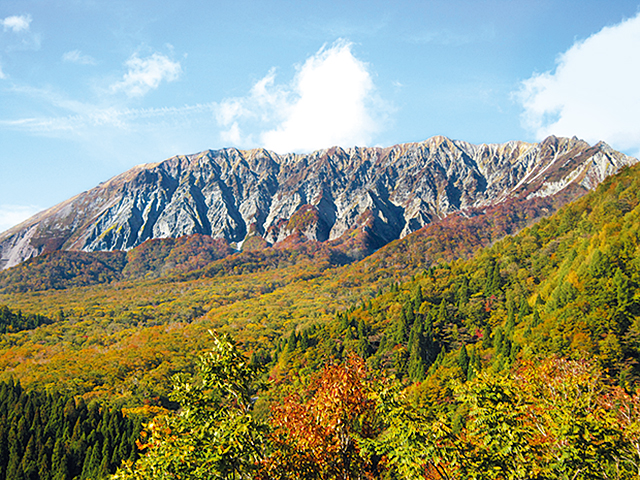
[{"left": 0, "top": 135, "right": 636, "bottom": 270}]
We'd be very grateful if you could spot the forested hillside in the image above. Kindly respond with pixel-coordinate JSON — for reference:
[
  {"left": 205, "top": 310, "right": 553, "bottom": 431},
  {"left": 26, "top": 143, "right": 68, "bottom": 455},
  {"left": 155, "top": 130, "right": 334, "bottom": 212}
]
[
  {"left": 0, "top": 380, "right": 141, "bottom": 480},
  {"left": 110, "top": 160, "right": 640, "bottom": 479},
  {"left": 1, "top": 163, "right": 640, "bottom": 478},
  {"left": 280, "top": 162, "right": 640, "bottom": 387}
]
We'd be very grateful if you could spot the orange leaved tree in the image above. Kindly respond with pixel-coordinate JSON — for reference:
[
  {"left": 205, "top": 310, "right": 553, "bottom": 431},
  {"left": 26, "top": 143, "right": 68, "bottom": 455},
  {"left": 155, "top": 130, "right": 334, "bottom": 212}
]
[{"left": 260, "top": 355, "right": 384, "bottom": 480}]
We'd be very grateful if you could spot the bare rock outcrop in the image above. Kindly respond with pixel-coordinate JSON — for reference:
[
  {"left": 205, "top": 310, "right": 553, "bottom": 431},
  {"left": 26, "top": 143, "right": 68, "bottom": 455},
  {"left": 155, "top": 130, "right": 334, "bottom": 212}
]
[{"left": 1, "top": 135, "right": 636, "bottom": 269}]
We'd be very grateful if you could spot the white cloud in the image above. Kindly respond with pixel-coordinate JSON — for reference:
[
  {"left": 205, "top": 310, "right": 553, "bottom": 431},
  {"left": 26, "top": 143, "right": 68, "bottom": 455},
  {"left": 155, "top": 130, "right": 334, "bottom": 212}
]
[
  {"left": 62, "top": 50, "right": 96, "bottom": 65},
  {"left": 220, "top": 121, "right": 242, "bottom": 145},
  {"left": 110, "top": 52, "right": 182, "bottom": 97},
  {"left": 0, "top": 83, "right": 220, "bottom": 142},
  {"left": 216, "top": 40, "right": 388, "bottom": 153},
  {"left": 0, "top": 204, "right": 41, "bottom": 233},
  {"left": 1, "top": 14, "right": 31, "bottom": 33},
  {"left": 2, "top": 41, "right": 386, "bottom": 157},
  {"left": 1, "top": 14, "right": 39, "bottom": 52},
  {"left": 517, "top": 12, "right": 640, "bottom": 156},
  {"left": 0, "top": 101, "right": 215, "bottom": 135}
]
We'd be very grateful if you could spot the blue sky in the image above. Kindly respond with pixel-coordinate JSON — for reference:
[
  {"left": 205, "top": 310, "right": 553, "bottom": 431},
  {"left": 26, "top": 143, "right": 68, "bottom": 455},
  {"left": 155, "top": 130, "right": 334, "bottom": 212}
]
[{"left": 1, "top": 0, "right": 640, "bottom": 232}]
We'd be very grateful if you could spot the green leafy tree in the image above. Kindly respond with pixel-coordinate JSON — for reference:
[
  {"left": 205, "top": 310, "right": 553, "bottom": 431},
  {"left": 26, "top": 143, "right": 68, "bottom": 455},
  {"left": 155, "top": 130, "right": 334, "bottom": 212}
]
[
  {"left": 114, "top": 334, "right": 267, "bottom": 480},
  {"left": 454, "top": 372, "right": 542, "bottom": 479},
  {"left": 365, "top": 384, "right": 454, "bottom": 480},
  {"left": 371, "top": 358, "right": 639, "bottom": 480}
]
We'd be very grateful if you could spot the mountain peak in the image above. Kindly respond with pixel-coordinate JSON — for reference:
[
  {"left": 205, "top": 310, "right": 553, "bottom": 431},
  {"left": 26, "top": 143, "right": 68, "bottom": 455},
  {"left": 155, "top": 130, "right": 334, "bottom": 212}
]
[{"left": 0, "top": 136, "right": 636, "bottom": 270}]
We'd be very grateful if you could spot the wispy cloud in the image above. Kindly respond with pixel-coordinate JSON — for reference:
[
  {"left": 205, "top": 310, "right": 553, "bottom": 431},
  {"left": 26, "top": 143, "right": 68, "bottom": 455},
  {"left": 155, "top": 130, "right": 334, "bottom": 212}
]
[
  {"left": 517, "top": 12, "right": 640, "bottom": 156},
  {"left": 408, "top": 29, "right": 472, "bottom": 46},
  {"left": 1, "top": 13, "right": 40, "bottom": 52},
  {"left": 0, "top": 75, "right": 217, "bottom": 141},
  {"left": 217, "top": 39, "right": 389, "bottom": 153},
  {"left": 62, "top": 49, "right": 96, "bottom": 66},
  {"left": 0, "top": 14, "right": 38, "bottom": 79},
  {"left": 1, "top": 14, "right": 32, "bottom": 33},
  {"left": 1, "top": 40, "right": 390, "bottom": 156},
  {"left": 0, "top": 100, "right": 215, "bottom": 135},
  {"left": 109, "top": 52, "right": 182, "bottom": 97},
  {"left": 0, "top": 204, "right": 41, "bottom": 233},
  {"left": 408, "top": 24, "right": 495, "bottom": 47}
]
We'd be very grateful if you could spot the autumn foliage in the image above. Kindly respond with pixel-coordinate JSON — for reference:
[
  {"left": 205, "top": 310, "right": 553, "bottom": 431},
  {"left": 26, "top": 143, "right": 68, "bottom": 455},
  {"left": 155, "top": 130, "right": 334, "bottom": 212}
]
[
  {"left": 4, "top": 156, "right": 640, "bottom": 479},
  {"left": 111, "top": 338, "right": 640, "bottom": 480},
  {"left": 261, "top": 356, "right": 382, "bottom": 479}
]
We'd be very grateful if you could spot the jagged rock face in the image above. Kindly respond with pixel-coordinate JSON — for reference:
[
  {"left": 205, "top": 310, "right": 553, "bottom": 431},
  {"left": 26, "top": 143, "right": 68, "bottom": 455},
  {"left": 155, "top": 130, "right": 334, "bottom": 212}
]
[{"left": 0, "top": 135, "right": 636, "bottom": 269}]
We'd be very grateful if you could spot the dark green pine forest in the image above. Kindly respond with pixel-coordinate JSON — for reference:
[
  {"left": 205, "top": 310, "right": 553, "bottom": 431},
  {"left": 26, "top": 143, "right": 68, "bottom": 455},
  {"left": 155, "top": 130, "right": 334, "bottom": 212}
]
[
  {"left": 0, "top": 381, "right": 141, "bottom": 480},
  {"left": 1, "top": 163, "right": 640, "bottom": 478}
]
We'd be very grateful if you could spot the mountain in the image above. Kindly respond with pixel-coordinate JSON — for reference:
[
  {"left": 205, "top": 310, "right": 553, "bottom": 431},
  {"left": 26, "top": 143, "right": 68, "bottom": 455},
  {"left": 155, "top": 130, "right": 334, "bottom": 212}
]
[
  {"left": 2, "top": 141, "right": 640, "bottom": 405},
  {"left": 0, "top": 135, "right": 636, "bottom": 270},
  {"left": 1, "top": 135, "right": 640, "bottom": 480}
]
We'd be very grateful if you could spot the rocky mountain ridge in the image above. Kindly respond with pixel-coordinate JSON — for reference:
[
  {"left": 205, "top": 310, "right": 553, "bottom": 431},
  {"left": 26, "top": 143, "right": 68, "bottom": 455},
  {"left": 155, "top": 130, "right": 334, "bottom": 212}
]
[{"left": 0, "top": 135, "right": 636, "bottom": 270}]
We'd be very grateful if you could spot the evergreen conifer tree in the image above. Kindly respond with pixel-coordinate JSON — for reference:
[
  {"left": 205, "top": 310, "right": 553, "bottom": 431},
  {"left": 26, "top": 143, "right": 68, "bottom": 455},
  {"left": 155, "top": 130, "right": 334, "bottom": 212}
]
[
  {"left": 50, "top": 439, "right": 68, "bottom": 480},
  {"left": 457, "top": 345, "right": 470, "bottom": 376},
  {"left": 20, "top": 435, "right": 38, "bottom": 480},
  {"left": 407, "top": 315, "right": 426, "bottom": 381}
]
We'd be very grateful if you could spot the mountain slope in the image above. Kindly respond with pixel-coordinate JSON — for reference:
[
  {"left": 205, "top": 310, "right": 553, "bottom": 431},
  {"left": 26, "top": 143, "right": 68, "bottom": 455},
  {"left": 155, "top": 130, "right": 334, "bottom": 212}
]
[
  {"left": 0, "top": 135, "right": 635, "bottom": 270},
  {"left": 2, "top": 153, "right": 640, "bottom": 403}
]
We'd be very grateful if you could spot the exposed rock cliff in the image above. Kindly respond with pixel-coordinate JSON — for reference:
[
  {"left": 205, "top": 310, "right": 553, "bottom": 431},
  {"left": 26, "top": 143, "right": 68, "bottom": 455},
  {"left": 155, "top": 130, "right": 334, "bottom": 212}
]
[{"left": 0, "top": 135, "right": 636, "bottom": 269}]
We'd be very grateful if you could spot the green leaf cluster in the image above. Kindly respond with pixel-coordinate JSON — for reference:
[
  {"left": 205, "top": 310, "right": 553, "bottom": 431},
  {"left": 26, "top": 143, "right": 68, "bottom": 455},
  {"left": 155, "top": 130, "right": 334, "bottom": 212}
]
[{"left": 114, "top": 335, "right": 267, "bottom": 480}]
